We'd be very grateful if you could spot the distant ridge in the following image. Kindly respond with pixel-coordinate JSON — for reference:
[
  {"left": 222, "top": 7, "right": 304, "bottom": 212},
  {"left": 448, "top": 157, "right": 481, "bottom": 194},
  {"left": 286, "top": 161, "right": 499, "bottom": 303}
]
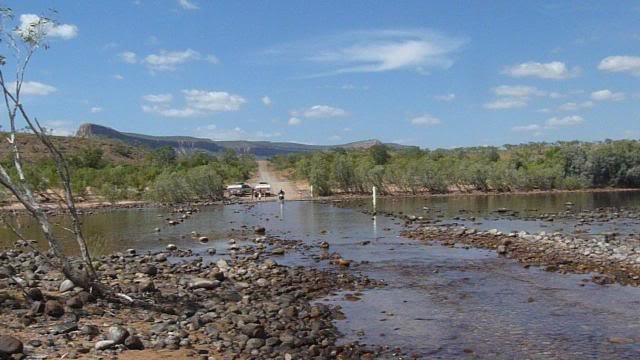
[{"left": 76, "top": 123, "right": 415, "bottom": 157}]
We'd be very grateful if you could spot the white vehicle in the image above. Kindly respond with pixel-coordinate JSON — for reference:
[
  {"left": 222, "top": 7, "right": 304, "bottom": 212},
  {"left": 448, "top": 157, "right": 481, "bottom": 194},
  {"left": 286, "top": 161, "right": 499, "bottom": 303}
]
[
  {"left": 254, "top": 182, "right": 272, "bottom": 196},
  {"left": 226, "top": 183, "right": 253, "bottom": 196}
]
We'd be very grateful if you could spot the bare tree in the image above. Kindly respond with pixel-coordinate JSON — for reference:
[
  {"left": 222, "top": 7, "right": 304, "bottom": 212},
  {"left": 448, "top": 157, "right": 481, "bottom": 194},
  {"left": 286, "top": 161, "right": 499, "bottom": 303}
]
[{"left": 0, "top": 9, "right": 101, "bottom": 293}]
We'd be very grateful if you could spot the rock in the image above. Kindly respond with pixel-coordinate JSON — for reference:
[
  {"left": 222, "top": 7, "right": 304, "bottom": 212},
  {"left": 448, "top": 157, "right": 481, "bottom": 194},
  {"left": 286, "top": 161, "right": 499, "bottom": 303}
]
[
  {"left": 141, "top": 264, "right": 158, "bottom": 276},
  {"left": 211, "top": 270, "right": 225, "bottom": 282},
  {"left": 138, "top": 278, "right": 156, "bottom": 292},
  {"left": 497, "top": 245, "right": 507, "bottom": 255},
  {"left": 241, "top": 324, "right": 266, "bottom": 339},
  {"left": 189, "top": 278, "right": 220, "bottom": 290},
  {"left": 0, "top": 335, "right": 23, "bottom": 355},
  {"left": 216, "top": 259, "right": 229, "bottom": 270},
  {"left": 26, "top": 287, "right": 44, "bottom": 301},
  {"left": 245, "top": 338, "right": 265, "bottom": 350},
  {"left": 256, "top": 278, "right": 269, "bottom": 287},
  {"left": 320, "top": 241, "right": 330, "bottom": 249},
  {"left": 80, "top": 324, "right": 100, "bottom": 336},
  {"left": 338, "top": 258, "right": 351, "bottom": 268},
  {"left": 0, "top": 265, "right": 15, "bottom": 279},
  {"left": 126, "top": 248, "right": 136, "bottom": 256},
  {"left": 198, "top": 236, "right": 209, "bottom": 243},
  {"left": 254, "top": 226, "right": 266, "bottom": 234},
  {"left": 59, "top": 279, "right": 75, "bottom": 293},
  {"left": 271, "top": 248, "right": 285, "bottom": 255},
  {"left": 29, "top": 301, "right": 44, "bottom": 315},
  {"left": 77, "top": 291, "right": 96, "bottom": 304},
  {"left": 51, "top": 322, "right": 78, "bottom": 335},
  {"left": 66, "top": 295, "right": 84, "bottom": 309},
  {"left": 155, "top": 253, "right": 168, "bottom": 262},
  {"left": 207, "top": 248, "right": 217, "bottom": 255},
  {"left": 108, "top": 325, "right": 129, "bottom": 344},
  {"left": 124, "top": 335, "right": 144, "bottom": 350},
  {"left": 95, "top": 340, "right": 116, "bottom": 351},
  {"left": 44, "top": 300, "right": 64, "bottom": 317},
  {"left": 166, "top": 244, "right": 177, "bottom": 251}
]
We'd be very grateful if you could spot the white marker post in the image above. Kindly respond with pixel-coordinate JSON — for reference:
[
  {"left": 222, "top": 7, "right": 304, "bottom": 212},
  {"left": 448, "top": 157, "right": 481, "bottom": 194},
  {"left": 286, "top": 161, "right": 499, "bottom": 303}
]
[
  {"left": 372, "top": 185, "right": 377, "bottom": 214},
  {"left": 310, "top": 185, "right": 314, "bottom": 198}
]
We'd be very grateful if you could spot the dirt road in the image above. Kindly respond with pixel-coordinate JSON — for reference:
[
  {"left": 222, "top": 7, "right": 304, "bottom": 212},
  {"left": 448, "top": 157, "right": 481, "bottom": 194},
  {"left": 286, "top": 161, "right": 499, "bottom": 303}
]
[{"left": 252, "top": 160, "right": 308, "bottom": 200}]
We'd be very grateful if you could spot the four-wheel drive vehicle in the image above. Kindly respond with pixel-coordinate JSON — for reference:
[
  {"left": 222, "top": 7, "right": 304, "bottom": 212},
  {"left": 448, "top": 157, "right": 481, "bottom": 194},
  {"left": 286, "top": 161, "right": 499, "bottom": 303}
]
[
  {"left": 226, "top": 183, "right": 253, "bottom": 196},
  {"left": 254, "top": 182, "right": 272, "bottom": 195}
]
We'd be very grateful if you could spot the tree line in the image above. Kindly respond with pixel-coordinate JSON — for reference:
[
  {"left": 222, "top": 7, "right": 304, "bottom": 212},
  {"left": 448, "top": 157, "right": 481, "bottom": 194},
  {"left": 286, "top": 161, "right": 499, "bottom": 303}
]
[
  {"left": 271, "top": 140, "right": 640, "bottom": 196},
  {"left": 1, "top": 145, "right": 256, "bottom": 204}
]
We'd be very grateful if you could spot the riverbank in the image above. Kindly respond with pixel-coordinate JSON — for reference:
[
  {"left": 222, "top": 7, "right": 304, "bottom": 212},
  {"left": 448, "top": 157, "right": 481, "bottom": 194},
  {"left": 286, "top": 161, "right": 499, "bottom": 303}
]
[
  {"left": 0, "top": 232, "right": 389, "bottom": 359},
  {"left": 2, "top": 187, "right": 638, "bottom": 213}
]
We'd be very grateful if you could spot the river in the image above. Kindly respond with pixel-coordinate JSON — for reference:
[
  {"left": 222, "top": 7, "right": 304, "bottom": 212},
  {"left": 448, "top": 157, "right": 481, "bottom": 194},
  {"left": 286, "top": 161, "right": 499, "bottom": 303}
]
[{"left": 2, "top": 190, "right": 640, "bottom": 358}]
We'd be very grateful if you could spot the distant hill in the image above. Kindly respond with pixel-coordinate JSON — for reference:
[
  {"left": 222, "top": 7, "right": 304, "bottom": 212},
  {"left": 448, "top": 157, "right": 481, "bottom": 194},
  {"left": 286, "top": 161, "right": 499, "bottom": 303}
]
[{"left": 76, "top": 123, "right": 415, "bottom": 157}]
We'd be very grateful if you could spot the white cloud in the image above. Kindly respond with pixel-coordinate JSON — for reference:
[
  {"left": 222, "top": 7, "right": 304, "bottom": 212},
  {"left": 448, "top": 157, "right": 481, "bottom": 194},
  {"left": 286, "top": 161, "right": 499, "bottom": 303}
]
[
  {"left": 142, "top": 94, "right": 173, "bottom": 103},
  {"left": 113, "top": 74, "right": 124, "bottom": 80},
  {"left": 502, "top": 61, "right": 579, "bottom": 79},
  {"left": 433, "top": 93, "right": 455, "bottom": 101},
  {"left": 18, "top": 14, "right": 78, "bottom": 40},
  {"left": 292, "top": 105, "right": 348, "bottom": 118},
  {"left": 274, "top": 29, "right": 465, "bottom": 76},
  {"left": 178, "top": 0, "right": 199, "bottom": 10},
  {"left": 512, "top": 124, "right": 542, "bottom": 132},
  {"left": 590, "top": 89, "right": 626, "bottom": 101},
  {"left": 90, "top": 107, "right": 103, "bottom": 113},
  {"left": 483, "top": 98, "right": 527, "bottom": 109},
  {"left": 557, "top": 101, "right": 594, "bottom": 111},
  {"left": 196, "top": 125, "right": 281, "bottom": 141},
  {"left": 19, "top": 81, "right": 57, "bottom": 96},
  {"left": 598, "top": 56, "right": 640, "bottom": 75},
  {"left": 43, "top": 120, "right": 73, "bottom": 136},
  {"left": 288, "top": 117, "right": 301, "bottom": 126},
  {"left": 142, "top": 90, "right": 246, "bottom": 118},
  {"left": 546, "top": 115, "right": 584, "bottom": 127},
  {"left": 142, "top": 105, "right": 198, "bottom": 118},
  {"left": 493, "top": 85, "right": 546, "bottom": 98},
  {"left": 121, "top": 49, "right": 218, "bottom": 71},
  {"left": 410, "top": 114, "right": 441, "bottom": 126},
  {"left": 183, "top": 90, "right": 245, "bottom": 112},
  {"left": 143, "top": 49, "right": 201, "bottom": 71},
  {"left": 261, "top": 96, "right": 272, "bottom": 107},
  {"left": 119, "top": 51, "right": 138, "bottom": 64},
  {"left": 205, "top": 54, "right": 220, "bottom": 64}
]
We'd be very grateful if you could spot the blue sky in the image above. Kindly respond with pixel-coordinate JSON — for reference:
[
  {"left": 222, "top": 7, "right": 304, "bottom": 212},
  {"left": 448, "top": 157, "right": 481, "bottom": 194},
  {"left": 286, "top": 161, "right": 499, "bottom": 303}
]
[{"left": 4, "top": 0, "right": 640, "bottom": 148}]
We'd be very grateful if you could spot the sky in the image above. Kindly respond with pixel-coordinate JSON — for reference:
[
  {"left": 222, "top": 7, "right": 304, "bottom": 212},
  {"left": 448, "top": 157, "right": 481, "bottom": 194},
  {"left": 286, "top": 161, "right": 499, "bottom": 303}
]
[{"left": 3, "top": 0, "right": 640, "bottom": 148}]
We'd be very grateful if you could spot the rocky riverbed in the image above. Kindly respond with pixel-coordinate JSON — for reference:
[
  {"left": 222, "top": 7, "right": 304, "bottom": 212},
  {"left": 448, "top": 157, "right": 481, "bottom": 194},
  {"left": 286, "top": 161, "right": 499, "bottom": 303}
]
[
  {"left": 404, "top": 221, "right": 640, "bottom": 287},
  {"left": 0, "top": 231, "right": 389, "bottom": 359}
]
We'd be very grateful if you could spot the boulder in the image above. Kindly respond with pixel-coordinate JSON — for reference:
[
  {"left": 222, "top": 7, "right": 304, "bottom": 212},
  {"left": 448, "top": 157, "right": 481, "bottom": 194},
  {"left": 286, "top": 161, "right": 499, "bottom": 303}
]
[
  {"left": 26, "top": 287, "right": 44, "bottom": 301},
  {"left": 44, "top": 300, "right": 64, "bottom": 317},
  {"left": 124, "top": 335, "right": 144, "bottom": 350},
  {"left": 0, "top": 335, "right": 23, "bottom": 355},
  {"left": 108, "top": 325, "right": 129, "bottom": 344},
  {"left": 59, "top": 279, "right": 75, "bottom": 293},
  {"left": 189, "top": 278, "right": 220, "bottom": 290},
  {"left": 95, "top": 340, "right": 116, "bottom": 351}
]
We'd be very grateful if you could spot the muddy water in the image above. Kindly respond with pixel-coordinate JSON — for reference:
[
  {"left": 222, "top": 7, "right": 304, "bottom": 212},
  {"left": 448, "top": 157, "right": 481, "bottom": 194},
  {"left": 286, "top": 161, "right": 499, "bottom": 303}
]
[{"left": 2, "top": 192, "right": 640, "bottom": 358}]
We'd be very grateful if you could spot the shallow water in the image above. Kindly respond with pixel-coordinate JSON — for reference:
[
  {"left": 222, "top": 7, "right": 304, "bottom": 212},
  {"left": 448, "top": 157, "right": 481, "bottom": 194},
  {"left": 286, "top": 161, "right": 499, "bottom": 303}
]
[
  {"left": 344, "top": 190, "right": 640, "bottom": 237},
  {"left": 2, "top": 192, "right": 640, "bottom": 358}
]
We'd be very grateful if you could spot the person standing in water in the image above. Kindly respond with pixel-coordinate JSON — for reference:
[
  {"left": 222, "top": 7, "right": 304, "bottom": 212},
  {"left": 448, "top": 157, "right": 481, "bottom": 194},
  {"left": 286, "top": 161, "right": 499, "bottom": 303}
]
[{"left": 278, "top": 189, "right": 285, "bottom": 200}]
